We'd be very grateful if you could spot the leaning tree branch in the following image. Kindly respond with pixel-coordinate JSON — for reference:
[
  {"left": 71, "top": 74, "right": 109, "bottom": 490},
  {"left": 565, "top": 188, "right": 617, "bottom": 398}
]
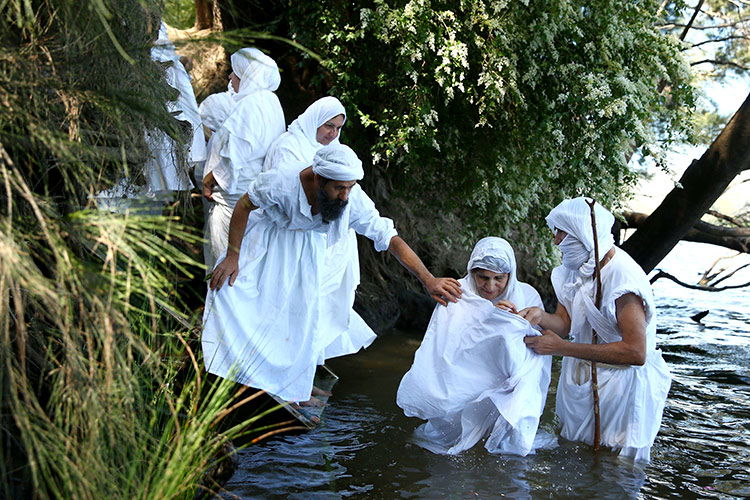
[
  {"left": 710, "top": 263, "right": 750, "bottom": 286},
  {"left": 621, "top": 91, "right": 750, "bottom": 273},
  {"left": 706, "top": 209, "right": 746, "bottom": 227},
  {"left": 650, "top": 270, "right": 750, "bottom": 291},
  {"left": 621, "top": 211, "right": 750, "bottom": 254}
]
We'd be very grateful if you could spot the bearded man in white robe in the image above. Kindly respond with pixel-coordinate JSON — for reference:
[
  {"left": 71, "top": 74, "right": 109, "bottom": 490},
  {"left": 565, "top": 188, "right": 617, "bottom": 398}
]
[
  {"left": 521, "top": 197, "right": 672, "bottom": 463},
  {"left": 398, "top": 237, "right": 552, "bottom": 456},
  {"left": 201, "top": 47, "right": 286, "bottom": 269},
  {"left": 202, "top": 144, "right": 462, "bottom": 404}
]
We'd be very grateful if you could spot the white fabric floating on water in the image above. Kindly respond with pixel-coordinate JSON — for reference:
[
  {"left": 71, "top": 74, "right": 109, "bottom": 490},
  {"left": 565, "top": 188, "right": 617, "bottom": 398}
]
[
  {"left": 397, "top": 279, "right": 551, "bottom": 456},
  {"left": 546, "top": 197, "right": 671, "bottom": 463},
  {"left": 202, "top": 165, "right": 396, "bottom": 402}
]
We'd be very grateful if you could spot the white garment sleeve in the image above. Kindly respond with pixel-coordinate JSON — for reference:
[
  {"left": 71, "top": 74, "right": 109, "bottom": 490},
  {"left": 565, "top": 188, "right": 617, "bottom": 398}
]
[{"left": 348, "top": 187, "right": 398, "bottom": 252}]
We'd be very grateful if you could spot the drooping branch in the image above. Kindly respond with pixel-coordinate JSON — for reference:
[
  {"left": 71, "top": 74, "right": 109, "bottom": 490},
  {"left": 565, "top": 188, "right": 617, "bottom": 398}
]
[
  {"left": 706, "top": 209, "right": 746, "bottom": 227},
  {"left": 650, "top": 269, "right": 750, "bottom": 291},
  {"left": 691, "top": 59, "right": 750, "bottom": 70},
  {"left": 621, "top": 91, "right": 750, "bottom": 272},
  {"left": 621, "top": 211, "right": 750, "bottom": 253},
  {"left": 690, "top": 35, "right": 750, "bottom": 49}
]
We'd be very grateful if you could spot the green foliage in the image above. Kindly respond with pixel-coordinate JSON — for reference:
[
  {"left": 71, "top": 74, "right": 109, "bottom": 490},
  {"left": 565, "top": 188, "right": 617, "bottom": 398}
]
[
  {"left": 282, "top": 0, "right": 697, "bottom": 270},
  {"left": 164, "top": 0, "right": 196, "bottom": 30}
]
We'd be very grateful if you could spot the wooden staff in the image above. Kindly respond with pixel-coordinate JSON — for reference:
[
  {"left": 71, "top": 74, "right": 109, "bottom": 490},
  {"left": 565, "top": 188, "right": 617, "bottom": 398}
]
[{"left": 586, "top": 198, "right": 603, "bottom": 452}]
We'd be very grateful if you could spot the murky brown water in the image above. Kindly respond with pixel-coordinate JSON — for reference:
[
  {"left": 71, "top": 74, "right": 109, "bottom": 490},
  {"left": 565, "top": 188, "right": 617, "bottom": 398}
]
[{"left": 222, "top": 242, "right": 750, "bottom": 499}]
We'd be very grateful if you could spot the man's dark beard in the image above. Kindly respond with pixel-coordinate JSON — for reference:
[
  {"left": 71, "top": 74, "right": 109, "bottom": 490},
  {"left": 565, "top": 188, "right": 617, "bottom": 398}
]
[{"left": 317, "top": 188, "right": 347, "bottom": 222}]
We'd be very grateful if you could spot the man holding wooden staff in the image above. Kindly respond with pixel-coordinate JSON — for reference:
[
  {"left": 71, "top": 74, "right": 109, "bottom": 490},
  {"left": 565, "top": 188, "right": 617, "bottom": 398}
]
[{"left": 521, "top": 197, "right": 672, "bottom": 463}]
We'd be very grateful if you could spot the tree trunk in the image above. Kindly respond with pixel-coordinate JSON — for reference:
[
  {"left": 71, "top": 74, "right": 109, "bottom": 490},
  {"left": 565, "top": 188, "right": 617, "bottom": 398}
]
[
  {"left": 621, "top": 91, "right": 750, "bottom": 272},
  {"left": 195, "top": 0, "right": 214, "bottom": 30},
  {"left": 621, "top": 211, "right": 750, "bottom": 254}
]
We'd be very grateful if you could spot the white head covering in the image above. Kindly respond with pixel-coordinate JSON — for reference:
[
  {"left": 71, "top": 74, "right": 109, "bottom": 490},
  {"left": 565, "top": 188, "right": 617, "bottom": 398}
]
[
  {"left": 289, "top": 96, "right": 346, "bottom": 148},
  {"left": 464, "top": 237, "right": 522, "bottom": 305},
  {"left": 312, "top": 144, "right": 364, "bottom": 181},
  {"left": 199, "top": 92, "right": 235, "bottom": 132},
  {"left": 230, "top": 48, "right": 281, "bottom": 100},
  {"left": 545, "top": 197, "right": 615, "bottom": 279}
]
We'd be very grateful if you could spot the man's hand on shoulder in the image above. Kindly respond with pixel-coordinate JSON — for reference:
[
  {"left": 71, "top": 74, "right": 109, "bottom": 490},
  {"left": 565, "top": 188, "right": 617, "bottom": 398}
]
[
  {"left": 426, "top": 277, "right": 462, "bottom": 306},
  {"left": 209, "top": 253, "right": 240, "bottom": 290}
]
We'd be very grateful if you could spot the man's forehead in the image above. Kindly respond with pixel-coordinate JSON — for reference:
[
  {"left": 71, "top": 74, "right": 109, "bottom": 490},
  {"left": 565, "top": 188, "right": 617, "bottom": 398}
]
[{"left": 329, "top": 180, "right": 357, "bottom": 187}]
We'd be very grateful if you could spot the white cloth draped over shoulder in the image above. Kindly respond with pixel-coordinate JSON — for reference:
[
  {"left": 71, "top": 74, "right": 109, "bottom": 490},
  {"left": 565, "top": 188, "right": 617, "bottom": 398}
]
[
  {"left": 262, "top": 96, "right": 346, "bottom": 172},
  {"left": 546, "top": 197, "right": 671, "bottom": 463},
  {"left": 202, "top": 48, "right": 285, "bottom": 269},
  {"left": 397, "top": 237, "right": 552, "bottom": 456},
  {"left": 145, "top": 22, "right": 206, "bottom": 192},
  {"left": 202, "top": 147, "right": 397, "bottom": 402},
  {"left": 199, "top": 91, "right": 235, "bottom": 134}
]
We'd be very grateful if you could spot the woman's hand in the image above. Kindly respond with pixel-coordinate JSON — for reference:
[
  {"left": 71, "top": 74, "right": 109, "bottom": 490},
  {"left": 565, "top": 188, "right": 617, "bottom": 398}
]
[{"left": 495, "top": 300, "right": 518, "bottom": 313}]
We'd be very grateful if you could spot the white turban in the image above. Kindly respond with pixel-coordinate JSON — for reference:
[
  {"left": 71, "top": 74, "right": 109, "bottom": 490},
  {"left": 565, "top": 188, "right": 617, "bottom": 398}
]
[
  {"left": 288, "top": 96, "right": 346, "bottom": 148},
  {"left": 464, "top": 237, "right": 522, "bottom": 305},
  {"left": 230, "top": 48, "right": 281, "bottom": 99},
  {"left": 545, "top": 197, "right": 615, "bottom": 278},
  {"left": 198, "top": 92, "right": 235, "bottom": 132},
  {"left": 312, "top": 144, "right": 364, "bottom": 181}
]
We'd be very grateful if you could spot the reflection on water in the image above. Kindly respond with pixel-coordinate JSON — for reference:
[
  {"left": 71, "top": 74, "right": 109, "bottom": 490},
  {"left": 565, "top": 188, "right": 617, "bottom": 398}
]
[{"left": 223, "top": 243, "right": 750, "bottom": 498}]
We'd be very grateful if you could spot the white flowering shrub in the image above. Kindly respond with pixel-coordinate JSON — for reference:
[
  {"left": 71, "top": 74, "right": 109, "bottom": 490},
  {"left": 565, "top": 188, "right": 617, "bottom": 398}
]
[{"left": 285, "top": 0, "right": 696, "bottom": 269}]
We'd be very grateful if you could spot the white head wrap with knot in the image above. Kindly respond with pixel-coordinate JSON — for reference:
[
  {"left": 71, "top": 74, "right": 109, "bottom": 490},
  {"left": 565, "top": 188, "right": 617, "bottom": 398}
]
[
  {"left": 312, "top": 144, "right": 364, "bottom": 181},
  {"left": 545, "top": 197, "right": 616, "bottom": 303},
  {"left": 230, "top": 48, "right": 281, "bottom": 100},
  {"left": 464, "top": 237, "right": 523, "bottom": 305}
]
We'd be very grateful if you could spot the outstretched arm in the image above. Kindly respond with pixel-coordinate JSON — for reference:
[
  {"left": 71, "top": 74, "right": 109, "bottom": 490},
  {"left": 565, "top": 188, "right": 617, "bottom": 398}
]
[
  {"left": 523, "top": 293, "right": 647, "bottom": 366},
  {"left": 387, "top": 236, "right": 462, "bottom": 306},
  {"left": 209, "top": 193, "right": 257, "bottom": 290}
]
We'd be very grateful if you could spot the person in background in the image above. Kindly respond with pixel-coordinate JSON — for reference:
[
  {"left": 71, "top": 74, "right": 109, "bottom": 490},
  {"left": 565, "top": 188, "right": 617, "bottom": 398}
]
[{"left": 202, "top": 48, "right": 285, "bottom": 269}]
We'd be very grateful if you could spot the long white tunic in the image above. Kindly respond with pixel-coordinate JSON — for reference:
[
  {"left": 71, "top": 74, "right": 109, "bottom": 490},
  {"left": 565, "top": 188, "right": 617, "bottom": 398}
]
[
  {"left": 202, "top": 166, "right": 396, "bottom": 402},
  {"left": 397, "top": 277, "right": 551, "bottom": 456},
  {"left": 552, "top": 249, "right": 671, "bottom": 463},
  {"left": 202, "top": 90, "right": 285, "bottom": 268}
]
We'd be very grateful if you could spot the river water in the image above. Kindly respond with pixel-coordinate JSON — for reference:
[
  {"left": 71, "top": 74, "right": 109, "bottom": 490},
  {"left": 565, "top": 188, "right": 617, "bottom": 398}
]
[{"left": 222, "top": 242, "right": 750, "bottom": 499}]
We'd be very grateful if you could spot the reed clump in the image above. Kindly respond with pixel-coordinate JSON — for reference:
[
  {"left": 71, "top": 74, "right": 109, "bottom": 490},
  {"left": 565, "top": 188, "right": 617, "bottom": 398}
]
[{"left": 0, "top": 1, "right": 271, "bottom": 498}]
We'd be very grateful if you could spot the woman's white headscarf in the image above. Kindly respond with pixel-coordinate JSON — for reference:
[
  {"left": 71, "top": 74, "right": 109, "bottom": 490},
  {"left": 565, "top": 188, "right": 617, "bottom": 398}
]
[
  {"left": 289, "top": 96, "right": 346, "bottom": 149},
  {"left": 464, "top": 237, "right": 523, "bottom": 305},
  {"left": 230, "top": 48, "right": 281, "bottom": 101},
  {"left": 262, "top": 96, "right": 346, "bottom": 172}
]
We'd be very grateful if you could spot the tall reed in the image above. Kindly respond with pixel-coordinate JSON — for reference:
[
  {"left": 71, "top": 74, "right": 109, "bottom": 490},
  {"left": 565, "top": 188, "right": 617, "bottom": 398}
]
[{"left": 0, "top": 1, "right": 273, "bottom": 497}]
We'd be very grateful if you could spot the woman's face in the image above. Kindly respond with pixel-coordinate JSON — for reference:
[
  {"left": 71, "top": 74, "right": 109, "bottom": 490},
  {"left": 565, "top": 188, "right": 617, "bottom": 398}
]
[
  {"left": 472, "top": 268, "right": 510, "bottom": 301},
  {"left": 553, "top": 227, "right": 568, "bottom": 245},
  {"left": 229, "top": 72, "right": 240, "bottom": 93},
  {"left": 316, "top": 114, "right": 345, "bottom": 145}
]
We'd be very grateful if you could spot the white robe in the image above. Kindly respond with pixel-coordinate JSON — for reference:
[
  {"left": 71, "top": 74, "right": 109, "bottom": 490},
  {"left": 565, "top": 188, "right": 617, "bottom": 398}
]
[
  {"left": 202, "top": 89, "right": 285, "bottom": 269},
  {"left": 146, "top": 23, "right": 206, "bottom": 193},
  {"left": 397, "top": 277, "right": 551, "bottom": 456},
  {"left": 202, "top": 166, "right": 396, "bottom": 402},
  {"left": 552, "top": 249, "right": 672, "bottom": 463}
]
